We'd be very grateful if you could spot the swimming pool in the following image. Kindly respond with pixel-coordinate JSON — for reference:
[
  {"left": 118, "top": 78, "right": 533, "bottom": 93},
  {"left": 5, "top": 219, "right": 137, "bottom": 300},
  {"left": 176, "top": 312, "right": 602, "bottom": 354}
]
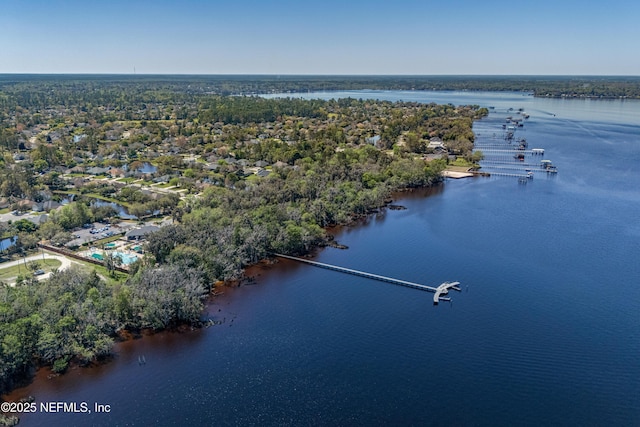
[{"left": 112, "top": 251, "right": 138, "bottom": 265}]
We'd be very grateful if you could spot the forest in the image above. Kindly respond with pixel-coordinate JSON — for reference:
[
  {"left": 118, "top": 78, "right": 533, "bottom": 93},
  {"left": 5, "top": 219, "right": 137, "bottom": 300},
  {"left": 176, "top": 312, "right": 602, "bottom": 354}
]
[
  {"left": 0, "top": 77, "right": 489, "bottom": 398},
  {"left": 2, "top": 74, "right": 640, "bottom": 100}
]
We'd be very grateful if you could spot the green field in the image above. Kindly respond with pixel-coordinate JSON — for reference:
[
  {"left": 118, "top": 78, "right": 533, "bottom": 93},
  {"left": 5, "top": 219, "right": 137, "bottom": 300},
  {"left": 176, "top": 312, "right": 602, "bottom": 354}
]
[{"left": 116, "top": 177, "right": 140, "bottom": 184}]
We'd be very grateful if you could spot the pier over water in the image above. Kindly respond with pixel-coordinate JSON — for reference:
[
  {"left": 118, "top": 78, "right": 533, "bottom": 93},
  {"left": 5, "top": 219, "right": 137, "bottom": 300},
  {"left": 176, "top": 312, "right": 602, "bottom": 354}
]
[{"left": 273, "top": 253, "right": 460, "bottom": 304}]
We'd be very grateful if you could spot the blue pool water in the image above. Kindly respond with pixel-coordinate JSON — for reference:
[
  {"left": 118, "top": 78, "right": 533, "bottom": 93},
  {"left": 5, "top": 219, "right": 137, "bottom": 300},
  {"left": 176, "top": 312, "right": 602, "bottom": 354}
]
[{"left": 111, "top": 251, "right": 138, "bottom": 265}]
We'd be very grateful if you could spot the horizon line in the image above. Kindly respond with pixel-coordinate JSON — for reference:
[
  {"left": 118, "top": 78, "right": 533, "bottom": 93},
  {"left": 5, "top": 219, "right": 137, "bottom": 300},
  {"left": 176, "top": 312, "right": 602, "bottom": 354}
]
[{"left": 1, "top": 73, "right": 639, "bottom": 78}]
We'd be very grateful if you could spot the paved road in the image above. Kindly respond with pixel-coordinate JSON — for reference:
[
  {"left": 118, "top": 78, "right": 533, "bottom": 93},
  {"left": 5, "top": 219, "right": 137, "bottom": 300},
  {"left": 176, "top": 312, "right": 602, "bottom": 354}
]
[
  {"left": 0, "top": 211, "right": 43, "bottom": 223},
  {"left": 0, "top": 253, "right": 76, "bottom": 285}
]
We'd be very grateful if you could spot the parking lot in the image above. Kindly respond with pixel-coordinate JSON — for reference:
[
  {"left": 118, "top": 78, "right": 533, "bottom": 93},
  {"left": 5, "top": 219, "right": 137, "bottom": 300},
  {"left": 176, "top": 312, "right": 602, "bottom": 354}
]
[{"left": 66, "top": 221, "right": 134, "bottom": 247}]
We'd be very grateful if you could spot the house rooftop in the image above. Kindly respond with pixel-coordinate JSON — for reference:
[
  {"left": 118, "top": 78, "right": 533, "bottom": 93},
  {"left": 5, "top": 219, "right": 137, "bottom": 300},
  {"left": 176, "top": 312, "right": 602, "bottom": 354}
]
[{"left": 125, "top": 225, "right": 160, "bottom": 239}]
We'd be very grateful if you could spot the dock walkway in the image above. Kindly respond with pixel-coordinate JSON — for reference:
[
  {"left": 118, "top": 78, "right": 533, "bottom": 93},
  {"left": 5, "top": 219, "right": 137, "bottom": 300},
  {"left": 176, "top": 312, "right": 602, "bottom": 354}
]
[{"left": 273, "top": 253, "right": 460, "bottom": 304}]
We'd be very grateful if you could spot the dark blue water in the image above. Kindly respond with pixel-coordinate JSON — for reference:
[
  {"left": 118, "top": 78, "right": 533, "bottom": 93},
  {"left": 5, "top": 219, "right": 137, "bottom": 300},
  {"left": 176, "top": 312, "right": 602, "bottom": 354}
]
[
  {"left": 138, "top": 162, "right": 158, "bottom": 174},
  {"left": 91, "top": 200, "right": 137, "bottom": 220},
  {"left": 9, "top": 92, "right": 640, "bottom": 426},
  {"left": 122, "top": 162, "right": 158, "bottom": 174},
  {"left": 0, "top": 236, "right": 17, "bottom": 251},
  {"left": 91, "top": 199, "right": 160, "bottom": 220}
]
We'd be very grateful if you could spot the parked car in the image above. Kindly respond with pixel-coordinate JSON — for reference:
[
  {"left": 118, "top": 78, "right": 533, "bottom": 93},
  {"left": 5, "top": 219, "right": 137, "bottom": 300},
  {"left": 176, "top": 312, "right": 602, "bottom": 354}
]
[{"left": 33, "top": 269, "right": 45, "bottom": 276}]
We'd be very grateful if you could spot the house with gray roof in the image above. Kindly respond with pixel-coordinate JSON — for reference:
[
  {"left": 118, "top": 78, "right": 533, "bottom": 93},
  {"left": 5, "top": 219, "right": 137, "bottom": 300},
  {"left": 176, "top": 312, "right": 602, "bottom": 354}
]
[
  {"left": 86, "top": 166, "right": 110, "bottom": 175},
  {"left": 125, "top": 225, "right": 160, "bottom": 241}
]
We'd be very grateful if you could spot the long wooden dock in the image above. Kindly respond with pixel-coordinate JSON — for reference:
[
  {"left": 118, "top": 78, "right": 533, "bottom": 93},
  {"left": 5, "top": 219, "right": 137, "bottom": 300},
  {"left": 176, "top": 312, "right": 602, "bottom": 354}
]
[
  {"left": 479, "top": 171, "right": 534, "bottom": 179},
  {"left": 273, "top": 253, "right": 460, "bottom": 304}
]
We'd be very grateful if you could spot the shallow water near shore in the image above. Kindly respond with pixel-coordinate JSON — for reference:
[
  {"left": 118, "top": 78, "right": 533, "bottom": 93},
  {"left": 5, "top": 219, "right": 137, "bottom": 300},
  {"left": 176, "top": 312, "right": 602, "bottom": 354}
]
[{"left": 6, "top": 91, "right": 640, "bottom": 426}]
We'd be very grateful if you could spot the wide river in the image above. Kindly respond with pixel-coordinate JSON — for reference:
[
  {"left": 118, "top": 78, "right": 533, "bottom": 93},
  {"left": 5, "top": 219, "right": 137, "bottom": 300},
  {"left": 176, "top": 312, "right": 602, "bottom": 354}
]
[{"left": 7, "top": 91, "right": 640, "bottom": 426}]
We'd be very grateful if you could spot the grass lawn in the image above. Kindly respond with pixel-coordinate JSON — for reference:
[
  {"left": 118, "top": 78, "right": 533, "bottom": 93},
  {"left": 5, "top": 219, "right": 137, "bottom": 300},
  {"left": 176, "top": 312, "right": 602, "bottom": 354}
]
[
  {"left": 446, "top": 165, "right": 475, "bottom": 172},
  {"left": 449, "top": 158, "right": 478, "bottom": 168},
  {"left": 116, "top": 177, "right": 139, "bottom": 183},
  {"left": 57, "top": 257, "right": 129, "bottom": 285},
  {"left": 0, "top": 259, "right": 62, "bottom": 281},
  {"left": 0, "top": 250, "right": 130, "bottom": 286},
  {"left": 78, "top": 263, "right": 129, "bottom": 285},
  {"left": 41, "top": 250, "right": 129, "bottom": 285}
]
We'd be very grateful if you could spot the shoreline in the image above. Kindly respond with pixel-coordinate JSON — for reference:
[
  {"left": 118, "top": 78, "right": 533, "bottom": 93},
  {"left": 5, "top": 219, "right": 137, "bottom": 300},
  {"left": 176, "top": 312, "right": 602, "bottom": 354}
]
[
  {"left": 3, "top": 86, "right": 638, "bottom": 427},
  {"left": 261, "top": 88, "right": 640, "bottom": 101},
  {"left": 0, "top": 184, "right": 445, "bottom": 409},
  {"left": 0, "top": 94, "right": 485, "bottom": 407}
]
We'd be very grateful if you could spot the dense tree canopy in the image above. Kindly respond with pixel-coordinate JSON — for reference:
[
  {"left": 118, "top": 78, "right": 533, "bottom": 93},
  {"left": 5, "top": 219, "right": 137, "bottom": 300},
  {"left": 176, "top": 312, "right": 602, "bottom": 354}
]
[{"left": 0, "top": 78, "right": 491, "bottom": 398}]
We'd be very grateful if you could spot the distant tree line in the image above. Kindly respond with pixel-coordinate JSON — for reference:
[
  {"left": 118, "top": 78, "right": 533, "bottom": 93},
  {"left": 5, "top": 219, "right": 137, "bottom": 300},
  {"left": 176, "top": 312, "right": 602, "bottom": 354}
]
[{"left": 2, "top": 75, "right": 640, "bottom": 103}]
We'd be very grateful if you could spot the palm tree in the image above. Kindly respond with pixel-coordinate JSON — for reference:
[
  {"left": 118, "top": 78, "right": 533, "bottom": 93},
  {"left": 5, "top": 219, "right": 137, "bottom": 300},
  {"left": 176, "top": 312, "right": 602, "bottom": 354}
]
[{"left": 104, "top": 252, "right": 123, "bottom": 277}]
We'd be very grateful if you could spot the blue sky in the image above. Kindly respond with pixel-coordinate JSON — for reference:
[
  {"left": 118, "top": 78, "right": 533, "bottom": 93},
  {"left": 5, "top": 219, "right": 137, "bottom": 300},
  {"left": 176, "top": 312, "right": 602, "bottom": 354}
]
[{"left": 1, "top": 0, "right": 638, "bottom": 75}]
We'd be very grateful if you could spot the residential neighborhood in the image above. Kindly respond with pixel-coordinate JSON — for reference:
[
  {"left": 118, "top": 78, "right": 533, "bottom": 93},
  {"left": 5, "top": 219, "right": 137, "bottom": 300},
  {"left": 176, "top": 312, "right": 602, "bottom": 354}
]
[{"left": 0, "top": 77, "right": 488, "bottom": 407}]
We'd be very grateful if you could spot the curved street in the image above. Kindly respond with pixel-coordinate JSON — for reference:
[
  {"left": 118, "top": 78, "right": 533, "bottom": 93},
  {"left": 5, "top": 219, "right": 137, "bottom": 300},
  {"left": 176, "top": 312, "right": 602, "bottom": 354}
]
[{"left": 0, "top": 252, "right": 76, "bottom": 285}]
